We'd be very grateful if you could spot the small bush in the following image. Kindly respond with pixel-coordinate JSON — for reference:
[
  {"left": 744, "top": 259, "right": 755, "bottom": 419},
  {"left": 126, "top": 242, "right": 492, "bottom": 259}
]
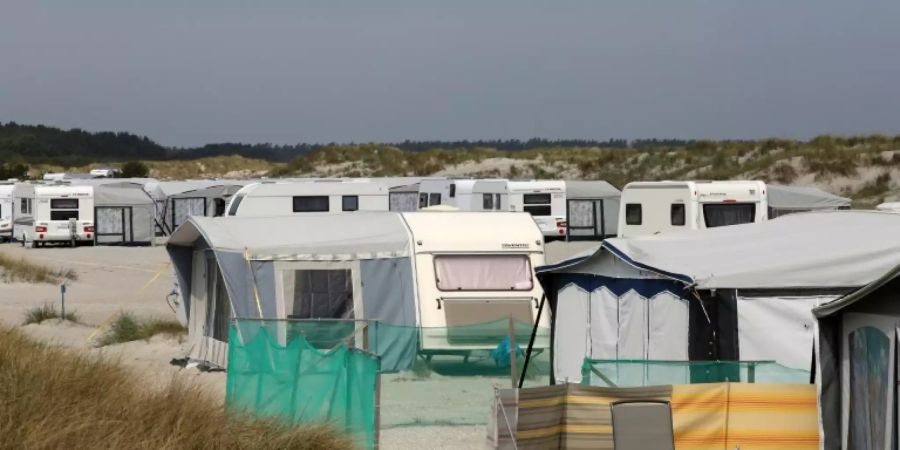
[
  {"left": 23, "top": 304, "right": 79, "bottom": 325},
  {"left": 98, "top": 313, "right": 187, "bottom": 346},
  {"left": 769, "top": 161, "right": 798, "bottom": 184},
  {"left": 0, "top": 253, "right": 77, "bottom": 284}
]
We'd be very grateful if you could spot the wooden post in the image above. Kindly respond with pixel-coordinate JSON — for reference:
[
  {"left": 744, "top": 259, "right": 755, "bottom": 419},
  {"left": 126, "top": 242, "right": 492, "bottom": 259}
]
[{"left": 509, "top": 315, "right": 517, "bottom": 388}]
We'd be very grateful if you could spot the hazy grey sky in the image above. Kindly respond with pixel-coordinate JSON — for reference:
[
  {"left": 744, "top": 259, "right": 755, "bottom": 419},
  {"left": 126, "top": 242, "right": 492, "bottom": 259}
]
[{"left": 1, "top": 1, "right": 899, "bottom": 147}]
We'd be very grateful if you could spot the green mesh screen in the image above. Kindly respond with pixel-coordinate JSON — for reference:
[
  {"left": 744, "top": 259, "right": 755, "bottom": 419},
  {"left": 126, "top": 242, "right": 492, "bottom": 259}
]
[
  {"left": 581, "top": 359, "right": 811, "bottom": 387},
  {"left": 226, "top": 321, "right": 379, "bottom": 449},
  {"left": 227, "top": 318, "right": 551, "bottom": 447}
]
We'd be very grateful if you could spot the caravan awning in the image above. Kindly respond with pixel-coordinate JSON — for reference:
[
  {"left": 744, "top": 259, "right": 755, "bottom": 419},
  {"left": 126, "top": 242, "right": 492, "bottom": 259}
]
[
  {"left": 540, "top": 211, "right": 900, "bottom": 290},
  {"left": 168, "top": 213, "right": 411, "bottom": 260},
  {"left": 767, "top": 185, "right": 851, "bottom": 211}
]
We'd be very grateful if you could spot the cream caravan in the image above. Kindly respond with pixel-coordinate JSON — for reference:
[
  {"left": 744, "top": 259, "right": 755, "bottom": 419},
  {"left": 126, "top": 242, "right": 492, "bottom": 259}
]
[
  {"left": 23, "top": 185, "right": 95, "bottom": 247},
  {"left": 166, "top": 211, "right": 549, "bottom": 369},
  {"left": 617, "top": 181, "right": 768, "bottom": 238},
  {"left": 226, "top": 179, "right": 389, "bottom": 217}
]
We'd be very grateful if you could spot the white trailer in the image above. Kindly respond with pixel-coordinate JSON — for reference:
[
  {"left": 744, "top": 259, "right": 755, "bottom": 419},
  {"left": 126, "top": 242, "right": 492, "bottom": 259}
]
[
  {"left": 418, "top": 179, "right": 508, "bottom": 212},
  {"left": 617, "top": 180, "right": 768, "bottom": 238},
  {"left": 23, "top": 185, "right": 95, "bottom": 247},
  {"left": 0, "top": 184, "right": 13, "bottom": 241},
  {"left": 506, "top": 180, "right": 567, "bottom": 239},
  {"left": 226, "top": 179, "right": 389, "bottom": 217},
  {"left": 403, "top": 211, "right": 549, "bottom": 350}
]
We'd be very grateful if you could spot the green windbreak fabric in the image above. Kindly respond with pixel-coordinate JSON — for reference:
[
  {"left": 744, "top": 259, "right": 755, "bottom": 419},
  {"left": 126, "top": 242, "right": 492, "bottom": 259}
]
[
  {"left": 226, "top": 322, "right": 379, "bottom": 449},
  {"left": 230, "top": 318, "right": 552, "bottom": 432},
  {"left": 581, "top": 359, "right": 810, "bottom": 387}
]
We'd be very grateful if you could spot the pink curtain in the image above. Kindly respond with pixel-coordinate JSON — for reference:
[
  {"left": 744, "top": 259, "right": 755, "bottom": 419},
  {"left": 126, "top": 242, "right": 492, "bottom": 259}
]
[{"left": 435, "top": 255, "right": 532, "bottom": 291}]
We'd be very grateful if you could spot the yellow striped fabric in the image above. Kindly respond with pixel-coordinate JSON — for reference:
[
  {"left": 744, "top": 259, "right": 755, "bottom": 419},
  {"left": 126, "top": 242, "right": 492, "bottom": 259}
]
[{"left": 514, "top": 383, "right": 819, "bottom": 450}]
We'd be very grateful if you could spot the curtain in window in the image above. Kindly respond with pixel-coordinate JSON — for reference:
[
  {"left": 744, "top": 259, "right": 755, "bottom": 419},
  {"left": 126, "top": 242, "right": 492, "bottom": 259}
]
[
  {"left": 702, "top": 204, "right": 755, "bottom": 228},
  {"left": 434, "top": 255, "right": 532, "bottom": 291}
]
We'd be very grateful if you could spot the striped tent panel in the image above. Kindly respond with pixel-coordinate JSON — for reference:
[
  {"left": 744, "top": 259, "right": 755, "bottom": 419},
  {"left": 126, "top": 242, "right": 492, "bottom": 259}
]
[{"left": 516, "top": 384, "right": 672, "bottom": 449}]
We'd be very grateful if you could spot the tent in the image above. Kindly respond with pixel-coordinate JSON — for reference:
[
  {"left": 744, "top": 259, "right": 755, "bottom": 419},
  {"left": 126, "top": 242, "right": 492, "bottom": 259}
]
[
  {"left": 536, "top": 211, "right": 900, "bottom": 383},
  {"left": 167, "top": 212, "right": 415, "bottom": 369},
  {"left": 814, "top": 264, "right": 900, "bottom": 450},
  {"left": 163, "top": 183, "right": 249, "bottom": 233},
  {"left": 563, "top": 180, "right": 621, "bottom": 240},
  {"left": 767, "top": 185, "right": 851, "bottom": 218},
  {"left": 93, "top": 182, "right": 157, "bottom": 245}
]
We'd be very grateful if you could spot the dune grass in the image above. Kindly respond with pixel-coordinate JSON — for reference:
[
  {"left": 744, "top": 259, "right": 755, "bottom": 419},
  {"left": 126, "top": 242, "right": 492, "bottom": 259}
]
[
  {"left": 0, "top": 252, "right": 77, "bottom": 284},
  {"left": 23, "top": 304, "right": 79, "bottom": 325},
  {"left": 97, "top": 312, "right": 187, "bottom": 346},
  {"left": 0, "top": 325, "right": 353, "bottom": 449}
]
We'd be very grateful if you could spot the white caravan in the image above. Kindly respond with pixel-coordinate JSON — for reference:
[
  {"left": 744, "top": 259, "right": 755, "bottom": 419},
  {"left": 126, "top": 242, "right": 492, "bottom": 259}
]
[
  {"left": 226, "top": 179, "right": 389, "bottom": 217},
  {"left": 418, "top": 179, "right": 508, "bottom": 211},
  {"left": 506, "top": 180, "right": 567, "bottom": 239},
  {"left": 617, "top": 180, "right": 768, "bottom": 238},
  {"left": 404, "top": 211, "right": 549, "bottom": 350},
  {"left": 23, "top": 185, "right": 95, "bottom": 247},
  {"left": 0, "top": 184, "right": 13, "bottom": 241}
]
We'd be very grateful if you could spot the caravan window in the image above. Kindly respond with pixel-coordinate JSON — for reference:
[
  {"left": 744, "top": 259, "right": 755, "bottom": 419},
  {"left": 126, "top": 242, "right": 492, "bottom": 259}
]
[
  {"left": 419, "top": 193, "right": 428, "bottom": 209},
  {"left": 292, "top": 196, "right": 330, "bottom": 212},
  {"left": 523, "top": 193, "right": 552, "bottom": 216},
  {"left": 342, "top": 196, "right": 359, "bottom": 211},
  {"left": 21, "top": 198, "right": 32, "bottom": 214},
  {"left": 429, "top": 193, "right": 442, "bottom": 206},
  {"left": 670, "top": 203, "right": 685, "bottom": 226},
  {"left": 434, "top": 255, "right": 533, "bottom": 291},
  {"left": 702, "top": 203, "right": 756, "bottom": 228},
  {"left": 213, "top": 198, "right": 226, "bottom": 217},
  {"left": 449, "top": 184, "right": 456, "bottom": 198},
  {"left": 483, "top": 193, "right": 493, "bottom": 210},
  {"left": 286, "top": 269, "right": 354, "bottom": 319},
  {"left": 625, "top": 204, "right": 642, "bottom": 225},
  {"left": 227, "top": 194, "right": 244, "bottom": 216},
  {"left": 50, "top": 198, "right": 80, "bottom": 221},
  {"left": 495, "top": 194, "right": 501, "bottom": 210}
]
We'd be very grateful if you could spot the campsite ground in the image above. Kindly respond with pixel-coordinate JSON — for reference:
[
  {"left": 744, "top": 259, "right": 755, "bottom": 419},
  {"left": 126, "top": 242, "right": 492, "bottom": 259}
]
[{"left": 0, "top": 240, "right": 596, "bottom": 449}]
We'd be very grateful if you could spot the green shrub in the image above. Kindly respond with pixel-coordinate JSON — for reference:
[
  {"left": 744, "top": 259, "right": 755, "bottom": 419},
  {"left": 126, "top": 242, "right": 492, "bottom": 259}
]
[
  {"left": 23, "top": 304, "right": 79, "bottom": 325},
  {"left": 97, "top": 313, "right": 186, "bottom": 346}
]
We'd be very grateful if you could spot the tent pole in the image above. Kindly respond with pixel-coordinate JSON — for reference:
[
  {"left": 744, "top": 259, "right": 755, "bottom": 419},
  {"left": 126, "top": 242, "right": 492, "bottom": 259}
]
[{"left": 518, "top": 293, "right": 546, "bottom": 389}]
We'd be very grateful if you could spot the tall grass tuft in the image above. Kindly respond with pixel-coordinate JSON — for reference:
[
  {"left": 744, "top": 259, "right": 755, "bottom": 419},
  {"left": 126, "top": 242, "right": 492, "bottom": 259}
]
[
  {"left": 23, "top": 304, "right": 79, "bottom": 325},
  {"left": 0, "top": 253, "right": 78, "bottom": 284},
  {"left": 0, "top": 325, "right": 354, "bottom": 449},
  {"left": 97, "top": 313, "right": 187, "bottom": 346}
]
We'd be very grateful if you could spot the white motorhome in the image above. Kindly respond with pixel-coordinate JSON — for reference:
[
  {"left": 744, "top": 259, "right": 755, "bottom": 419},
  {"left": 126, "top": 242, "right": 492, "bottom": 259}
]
[
  {"left": 418, "top": 179, "right": 508, "bottom": 211},
  {"left": 506, "top": 180, "right": 567, "bottom": 239},
  {"left": 0, "top": 184, "right": 13, "bottom": 241},
  {"left": 226, "top": 179, "right": 389, "bottom": 217},
  {"left": 617, "top": 180, "right": 768, "bottom": 238},
  {"left": 23, "top": 185, "right": 95, "bottom": 247}
]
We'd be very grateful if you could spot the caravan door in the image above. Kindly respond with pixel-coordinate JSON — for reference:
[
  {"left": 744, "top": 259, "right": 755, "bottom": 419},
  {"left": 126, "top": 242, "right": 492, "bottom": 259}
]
[{"left": 841, "top": 313, "right": 896, "bottom": 450}]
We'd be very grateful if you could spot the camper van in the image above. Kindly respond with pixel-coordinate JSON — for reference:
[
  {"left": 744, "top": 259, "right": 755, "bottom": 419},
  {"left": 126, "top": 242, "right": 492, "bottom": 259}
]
[
  {"left": 226, "top": 180, "right": 389, "bottom": 217},
  {"left": 0, "top": 184, "right": 13, "bottom": 241},
  {"left": 617, "top": 181, "right": 768, "bottom": 238},
  {"left": 418, "top": 179, "right": 508, "bottom": 211},
  {"left": 166, "top": 211, "right": 550, "bottom": 369},
  {"left": 506, "top": 180, "right": 567, "bottom": 239},
  {"left": 22, "top": 185, "right": 95, "bottom": 247}
]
